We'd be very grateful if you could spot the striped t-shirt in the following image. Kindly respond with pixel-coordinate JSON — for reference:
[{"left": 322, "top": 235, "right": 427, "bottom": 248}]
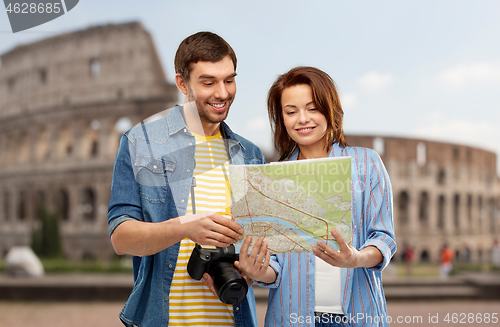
[{"left": 168, "top": 131, "right": 235, "bottom": 327}]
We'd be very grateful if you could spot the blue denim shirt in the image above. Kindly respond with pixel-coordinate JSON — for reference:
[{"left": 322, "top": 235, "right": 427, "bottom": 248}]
[{"left": 108, "top": 105, "right": 264, "bottom": 327}]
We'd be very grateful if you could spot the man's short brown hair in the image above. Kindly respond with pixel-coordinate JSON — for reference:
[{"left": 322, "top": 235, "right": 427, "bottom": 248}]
[{"left": 174, "top": 32, "right": 237, "bottom": 81}]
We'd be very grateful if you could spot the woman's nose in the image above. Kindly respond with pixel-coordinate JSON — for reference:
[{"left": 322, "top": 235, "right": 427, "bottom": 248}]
[{"left": 298, "top": 110, "right": 310, "bottom": 123}]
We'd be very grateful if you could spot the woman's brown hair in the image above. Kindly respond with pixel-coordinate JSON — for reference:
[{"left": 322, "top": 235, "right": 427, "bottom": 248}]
[{"left": 267, "top": 66, "right": 348, "bottom": 160}]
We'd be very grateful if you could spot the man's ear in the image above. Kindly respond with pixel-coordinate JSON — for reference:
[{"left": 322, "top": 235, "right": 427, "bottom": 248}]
[{"left": 175, "top": 74, "right": 188, "bottom": 95}]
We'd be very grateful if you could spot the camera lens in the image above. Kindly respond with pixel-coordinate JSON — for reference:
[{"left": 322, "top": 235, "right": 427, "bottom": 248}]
[{"left": 210, "top": 260, "right": 248, "bottom": 305}]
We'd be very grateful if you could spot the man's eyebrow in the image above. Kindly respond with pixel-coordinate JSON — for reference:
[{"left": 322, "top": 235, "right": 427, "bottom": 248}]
[{"left": 198, "top": 73, "right": 237, "bottom": 79}]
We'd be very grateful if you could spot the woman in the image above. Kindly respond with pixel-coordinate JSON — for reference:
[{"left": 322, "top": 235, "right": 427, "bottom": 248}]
[{"left": 236, "top": 67, "right": 396, "bottom": 327}]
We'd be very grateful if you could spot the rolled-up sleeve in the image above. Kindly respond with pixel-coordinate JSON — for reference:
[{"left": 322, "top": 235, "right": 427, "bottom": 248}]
[
  {"left": 256, "top": 254, "right": 282, "bottom": 288},
  {"left": 108, "top": 134, "right": 143, "bottom": 236}
]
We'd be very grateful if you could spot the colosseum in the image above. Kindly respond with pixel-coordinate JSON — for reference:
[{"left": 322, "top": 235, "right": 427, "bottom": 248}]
[{"left": 0, "top": 22, "right": 499, "bottom": 263}]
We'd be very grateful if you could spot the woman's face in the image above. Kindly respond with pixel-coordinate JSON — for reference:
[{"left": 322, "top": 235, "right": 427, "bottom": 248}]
[{"left": 281, "top": 84, "right": 328, "bottom": 150}]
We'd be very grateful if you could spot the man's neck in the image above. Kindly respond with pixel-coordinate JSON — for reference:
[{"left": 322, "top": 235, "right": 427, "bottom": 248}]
[{"left": 183, "top": 104, "right": 221, "bottom": 136}]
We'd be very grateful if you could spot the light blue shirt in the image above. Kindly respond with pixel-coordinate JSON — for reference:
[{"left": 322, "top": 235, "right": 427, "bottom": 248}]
[{"left": 260, "top": 144, "right": 396, "bottom": 327}]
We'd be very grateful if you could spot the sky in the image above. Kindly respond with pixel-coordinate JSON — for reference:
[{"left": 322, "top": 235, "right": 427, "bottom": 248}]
[{"left": 1, "top": 0, "right": 500, "bottom": 172}]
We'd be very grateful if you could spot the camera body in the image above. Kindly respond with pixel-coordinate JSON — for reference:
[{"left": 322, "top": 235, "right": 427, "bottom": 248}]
[{"left": 187, "top": 244, "right": 248, "bottom": 305}]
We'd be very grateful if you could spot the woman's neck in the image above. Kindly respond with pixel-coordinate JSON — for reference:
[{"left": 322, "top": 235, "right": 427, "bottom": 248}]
[{"left": 297, "top": 143, "right": 330, "bottom": 160}]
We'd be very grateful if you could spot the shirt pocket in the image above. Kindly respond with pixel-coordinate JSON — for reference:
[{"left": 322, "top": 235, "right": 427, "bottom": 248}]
[{"left": 135, "top": 156, "right": 176, "bottom": 204}]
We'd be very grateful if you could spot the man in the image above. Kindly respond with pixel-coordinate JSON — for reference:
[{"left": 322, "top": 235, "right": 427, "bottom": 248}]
[{"left": 108, "top": 32, "right": 263, "bottom": 327}]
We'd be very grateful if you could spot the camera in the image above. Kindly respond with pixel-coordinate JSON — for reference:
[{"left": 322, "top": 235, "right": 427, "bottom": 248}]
[{"left": 187, "top": 244, "right": 248, "bottom": 305}]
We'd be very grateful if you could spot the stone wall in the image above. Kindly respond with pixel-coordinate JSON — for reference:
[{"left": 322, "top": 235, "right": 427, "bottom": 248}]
[
  {"left": 346, "top": 135, "right": 500, "bottom": 263},
  {"left": 0, "top": 22, "right": 178, "bottom": 261}
]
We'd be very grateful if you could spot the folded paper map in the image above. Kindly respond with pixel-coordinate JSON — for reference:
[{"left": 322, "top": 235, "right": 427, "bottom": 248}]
[{"left": 229, "top": 157, "right": 352, "bottom": 253}]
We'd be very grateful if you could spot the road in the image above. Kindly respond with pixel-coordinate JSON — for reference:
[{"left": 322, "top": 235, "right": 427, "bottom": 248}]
[{"left": 0, "top": 300, "right": 499, "bottom": 326}]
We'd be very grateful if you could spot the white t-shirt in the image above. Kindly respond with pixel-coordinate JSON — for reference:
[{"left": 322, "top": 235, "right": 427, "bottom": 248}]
[{"left": 314, "top": 256, "right": 344, "bottom": 314}]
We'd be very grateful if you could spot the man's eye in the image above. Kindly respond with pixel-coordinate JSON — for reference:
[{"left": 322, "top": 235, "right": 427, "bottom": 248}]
[{"left": 225, "top": 80, "right": 234, "bottom": 84}]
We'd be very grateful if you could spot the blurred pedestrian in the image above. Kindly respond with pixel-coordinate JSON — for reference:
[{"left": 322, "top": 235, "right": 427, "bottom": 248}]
[
  {"left": 491, "top": 239, "right": 500, "bottom": 268},
  {"left": 440, "top": 243, "right": 454, "bottom": 280},
  {"left": 402, "top": 243, "right": 415, "bottom": 276}
]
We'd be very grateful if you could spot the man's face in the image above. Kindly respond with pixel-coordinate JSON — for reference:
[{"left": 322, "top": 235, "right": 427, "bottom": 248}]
[{"left": 182, "top": 55, "right": 236, "bottom": 126}]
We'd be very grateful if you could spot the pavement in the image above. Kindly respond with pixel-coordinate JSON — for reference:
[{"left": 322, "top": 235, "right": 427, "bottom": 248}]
[{"left": 1, "top": 271, "right": 500, "bottom": 302}]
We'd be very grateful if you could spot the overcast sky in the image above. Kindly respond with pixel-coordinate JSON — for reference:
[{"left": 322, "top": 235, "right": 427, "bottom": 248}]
[{"left": 1, "top": 1, "right": 500, "bottom": 172}]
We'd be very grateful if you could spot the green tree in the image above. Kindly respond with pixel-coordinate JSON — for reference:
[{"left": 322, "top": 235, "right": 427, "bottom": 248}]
[{"left": 31, "top": 207, "right": 63, "bottom": 258}]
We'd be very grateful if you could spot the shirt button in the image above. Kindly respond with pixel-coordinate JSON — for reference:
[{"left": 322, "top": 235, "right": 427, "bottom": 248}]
[
  {"left": 187, "top": 169, "right": 190, "bottom": 173},
  {"left": 236, "top": 306, "right": 239, "bottom": 311},
  {"left": 169, "top": 264, "right": 173, "bottom": 268},
  {"left": 184, "top": 129, "right": 187, "bottom": 132},
  {"left": 181, "top": 199, "right": 185, "bottom": 203},
  {"left": 165, "top": 296, "right": 169, "bottom": 301},
  {"left": 153, "top": 165, "right": 157, "bottom": 169},
  {"left": 189, "top": 142, "right": 193, "bottom": 146}
]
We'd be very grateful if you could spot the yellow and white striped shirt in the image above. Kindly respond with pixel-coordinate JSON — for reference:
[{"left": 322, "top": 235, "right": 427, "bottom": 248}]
[{"left": 169, "top": 131, "right": 235, "bottom": 327}]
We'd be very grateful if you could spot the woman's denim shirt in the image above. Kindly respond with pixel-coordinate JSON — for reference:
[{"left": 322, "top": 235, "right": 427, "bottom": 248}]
[{"left": 108, "top": 105, "right": 264, "bottom": 327}]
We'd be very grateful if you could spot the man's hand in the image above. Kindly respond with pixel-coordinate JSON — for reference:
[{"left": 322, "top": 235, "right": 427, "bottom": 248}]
[
  {"left": 181, "top": 211, "right": 243, "bottom": 247},
  {"left": 234, "top": 236, "right": 275, "bottom": 283},
  {"left": 201, "top": 272, "right": 253, "bottom": 298},
  {"left": 313, "top": 230, "right": 383, "bottom": 268}
]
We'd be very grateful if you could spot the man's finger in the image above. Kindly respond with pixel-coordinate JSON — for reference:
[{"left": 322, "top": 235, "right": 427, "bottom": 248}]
[{"left": 211, "top": 213, "right": 244, "bottom": 234}]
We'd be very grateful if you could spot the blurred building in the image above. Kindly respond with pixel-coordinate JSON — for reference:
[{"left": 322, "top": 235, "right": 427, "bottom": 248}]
[
  {"left": 346, "top": 135, "right": 500, "bottom": 263},
  {"left": 0, "top": 22, "right": 498, "bottom": 263},
  {"left": 0, "top": 22, "right": 177, "bottom": 260}
]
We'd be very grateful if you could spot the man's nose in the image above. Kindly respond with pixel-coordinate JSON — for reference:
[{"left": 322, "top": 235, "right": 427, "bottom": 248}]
[{"left": 214, "top": 82, "right": 229, "bottom": 100}]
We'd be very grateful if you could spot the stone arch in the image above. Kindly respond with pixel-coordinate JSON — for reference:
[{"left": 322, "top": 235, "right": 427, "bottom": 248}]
[
  {"left": 489, "top": 197, "right": 496, "bottom": 233},
  {"left": 420, "top": 249, "right": 430, "bottom": 262},
  {"left": 453, "top": 194, "right": 460, "bottom": 229},
  {"left": 82, "top": 121, "right": 100, "bottom": 158},
  {"left": 467, "top": 194, "right": 473, "bottom": 229},
  {"left": 478, "top": 195, "right": 484, "bottom": 229},
  {"left": 2, "top": 191, "right": 10, "bottom": 221},
  {"left": 418, "top": 191, "right": 429, "bottom": 223},
  {"left": 56, "top": 125, "right": 73, "bottom": 158},
  {"left": 5, "top": 134, "right": 14, "bottom": 165},
  {"left": 17, "top": 190, "right": 27, "bottom": 221},
  {"left": 34, "top": 190, "right": 46, "bottom": 220},
  {"left": 35, "top": 127, "right": 49, "bottom": 162},
  {"left": 55, "top": 189, "right": 70, "bottom": 221},
  {"left": 81, "top": 188, "right": 96, "bottom": 221},
  {"left": 398, "top": 191, "right": 409, "bottom": 225},
  {"left": 437, "top": 168, "right": 446, "bottom": 185},
  {"left": 111, "top": 117, "right": 133, "bottom": 156},
  {"left": 19, "top": 132, "right": 30, "bottom": 164},
  {"left": 437, "top": 195, "right": 446, "bottom": 230},
  {"left": 82, "top": 249, "right": 96, "bottom": 261}
]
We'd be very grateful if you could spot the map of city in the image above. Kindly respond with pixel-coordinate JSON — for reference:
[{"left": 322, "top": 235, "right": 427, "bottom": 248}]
[{"left": 229, "top": 157, "right": 352, "bottom": 253}]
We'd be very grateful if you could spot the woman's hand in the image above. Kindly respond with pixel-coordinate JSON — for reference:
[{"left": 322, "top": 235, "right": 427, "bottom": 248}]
[
  {"left": 234, "top": 236, "right": 270, "bottom": 281},
  {"left": 313, "top": 230, "right": 383, "bottom": 268},
  {"left": 313, "top": 230, "right": 360, "bottom": 268}
]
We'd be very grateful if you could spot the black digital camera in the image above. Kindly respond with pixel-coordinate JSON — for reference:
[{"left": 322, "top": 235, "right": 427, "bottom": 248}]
[{"left": 187, "top": 244, "right": 248, "bottom": 304}]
